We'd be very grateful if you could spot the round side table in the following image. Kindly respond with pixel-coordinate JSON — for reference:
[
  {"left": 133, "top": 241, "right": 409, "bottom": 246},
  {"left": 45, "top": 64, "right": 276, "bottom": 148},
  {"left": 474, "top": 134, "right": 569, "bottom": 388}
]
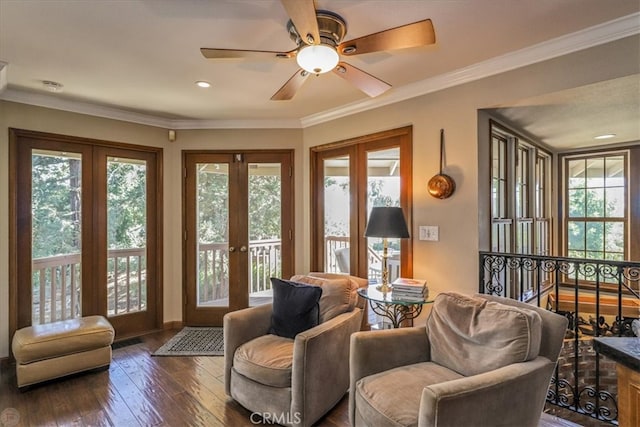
[{"left": 357, "top": 285, "right": 433, "bottom": 328}]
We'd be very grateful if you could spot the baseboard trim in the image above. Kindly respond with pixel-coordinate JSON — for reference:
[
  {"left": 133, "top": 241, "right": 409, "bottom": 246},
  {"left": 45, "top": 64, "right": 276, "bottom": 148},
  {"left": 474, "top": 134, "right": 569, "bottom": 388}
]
[
  {"left": 0, "top": 356, "right": 12, "bottom": 369},
  {"left": 163, "top": 321, "right": 183, "bottom": 330}
]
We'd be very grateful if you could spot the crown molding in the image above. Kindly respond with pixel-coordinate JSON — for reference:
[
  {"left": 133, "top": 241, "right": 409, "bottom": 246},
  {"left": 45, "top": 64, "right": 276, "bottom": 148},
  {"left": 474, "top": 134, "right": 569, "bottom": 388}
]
[
  {"left": 0, "top": 88, "right": 304, "bottom": 129},
  {"left": 1, "top": 89, "right": 172, "bottom": 128},
  {"left": 1, "top": 12, "right": 638, "bottom": 130},
  {"left": 301, "top": 12, "right": 640, "bottom": 127},
  {"left": 169, "top": 118, "right": 302, "bottom": 129}
]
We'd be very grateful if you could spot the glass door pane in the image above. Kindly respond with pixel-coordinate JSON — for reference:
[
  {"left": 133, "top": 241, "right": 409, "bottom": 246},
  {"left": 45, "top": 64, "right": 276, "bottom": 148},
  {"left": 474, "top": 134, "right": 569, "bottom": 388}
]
[
  {"left": 106, "top": 157, "right": 147, "bottom": 317},
  {"left": 197, "top": 162, "right": 230, "bottom": 307},
  {"left": 323, "top": 155, "right": 350, "bottom": 273},
  {"left": 248, "top": 162, "right": 281, "bottom": 306},
  {"left": 31, "top": 150, "right": 82, "bottom": 325},
  {"left": 366, "top": 148, "right": 401, "bottom": 283}
]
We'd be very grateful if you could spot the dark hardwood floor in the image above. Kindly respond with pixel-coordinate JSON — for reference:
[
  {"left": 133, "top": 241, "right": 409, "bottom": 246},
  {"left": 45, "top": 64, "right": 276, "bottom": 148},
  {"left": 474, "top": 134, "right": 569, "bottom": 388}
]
[{"left": 0, "top": 329, "right": 593, "bottom": 426}]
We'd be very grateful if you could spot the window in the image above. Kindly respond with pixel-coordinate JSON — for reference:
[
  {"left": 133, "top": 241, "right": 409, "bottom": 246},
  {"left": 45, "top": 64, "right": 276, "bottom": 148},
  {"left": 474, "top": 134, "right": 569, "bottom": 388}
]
[
  {"left": 490, "top": 122, "right": 551, "bottom": 255},
  {"left": 564, "top": 153, "right": 627, "bottom": 261}
]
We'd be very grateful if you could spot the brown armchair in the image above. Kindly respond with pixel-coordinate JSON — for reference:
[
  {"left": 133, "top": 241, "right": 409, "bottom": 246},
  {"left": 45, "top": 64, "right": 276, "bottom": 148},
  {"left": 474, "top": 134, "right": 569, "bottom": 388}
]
[
  {"left": 349, "top": 292, "right": 568, "bottom": 427},
  {"left": 224, "top": 273, "right": 368, "bottom": 427}
]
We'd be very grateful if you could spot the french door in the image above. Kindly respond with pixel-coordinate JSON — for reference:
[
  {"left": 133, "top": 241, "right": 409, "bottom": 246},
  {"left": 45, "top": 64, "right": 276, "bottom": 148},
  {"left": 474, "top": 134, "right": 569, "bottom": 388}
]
[
  {"left": 183, "top": 151, "right": 294, "bottom": 325},
  {"left": 10, "top": 129, "right": 162, "bottom": 340},
  {"left": 311, "top": 126, "right": 413, "bottom": 281}
]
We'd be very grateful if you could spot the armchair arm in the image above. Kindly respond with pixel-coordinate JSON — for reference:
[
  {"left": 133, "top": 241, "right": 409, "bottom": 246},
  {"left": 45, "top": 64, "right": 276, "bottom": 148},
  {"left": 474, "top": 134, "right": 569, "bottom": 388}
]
[
  {"left": 291, "top": 308, "right": 363, "bottom": 427},
  {"left": 350, "top": 327, "right": 430, "bottom": 425},
  {"left": 418, "top": 357, "right": 556, "bottom": 427},
  {"left": 223, "top": 303, "right": 273, "bottom": 395}
]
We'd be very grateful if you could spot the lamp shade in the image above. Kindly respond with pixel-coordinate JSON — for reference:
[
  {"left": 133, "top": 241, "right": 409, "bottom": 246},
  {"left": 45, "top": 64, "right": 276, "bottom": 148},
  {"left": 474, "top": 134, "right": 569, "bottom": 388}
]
[{"left": 364, "top": 207, "right": 410, "bottom": 238}]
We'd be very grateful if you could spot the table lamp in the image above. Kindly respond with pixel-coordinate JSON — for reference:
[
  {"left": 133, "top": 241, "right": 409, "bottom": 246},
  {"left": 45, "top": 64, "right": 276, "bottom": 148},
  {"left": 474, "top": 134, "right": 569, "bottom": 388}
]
[{"left": 364, "top": 207, "right": 410, "bottom": 293}]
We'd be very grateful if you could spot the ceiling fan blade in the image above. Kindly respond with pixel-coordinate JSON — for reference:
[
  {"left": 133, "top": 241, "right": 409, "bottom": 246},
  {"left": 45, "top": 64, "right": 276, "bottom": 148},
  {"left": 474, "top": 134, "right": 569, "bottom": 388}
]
[
  {"left": 201, "top": 48, "right": 295, "bottom": 60},
  {"left": 333, "top": 62, "right": 391, "bottom": 98},
  {"left": 271, "top": 69, "right": 310, "bottom": 100},
  {"left": 280, "top": 0, "right": 320, "bottom": 45},
  {"left": 338, "top": 19, "right": 435, "bottom": 56}
]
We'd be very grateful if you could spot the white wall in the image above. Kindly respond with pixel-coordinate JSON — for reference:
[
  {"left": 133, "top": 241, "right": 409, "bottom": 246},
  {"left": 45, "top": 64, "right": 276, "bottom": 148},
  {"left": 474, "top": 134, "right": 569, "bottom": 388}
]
[{"left": 1, "top": 35, "right": 638, "bottom": 357}]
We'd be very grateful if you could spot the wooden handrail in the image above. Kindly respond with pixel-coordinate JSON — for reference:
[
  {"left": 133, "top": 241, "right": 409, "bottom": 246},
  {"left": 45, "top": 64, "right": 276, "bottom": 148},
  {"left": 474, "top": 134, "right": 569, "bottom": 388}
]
[{"left": 548, "top": 292, "right": 640, "bottom": 318}]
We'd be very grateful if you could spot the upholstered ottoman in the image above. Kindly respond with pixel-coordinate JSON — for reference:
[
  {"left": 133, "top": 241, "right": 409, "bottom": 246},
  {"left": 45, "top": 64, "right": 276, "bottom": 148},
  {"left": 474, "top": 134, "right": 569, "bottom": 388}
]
[{"left": 12, "top": 315, "right": 114, "bottom": 388}]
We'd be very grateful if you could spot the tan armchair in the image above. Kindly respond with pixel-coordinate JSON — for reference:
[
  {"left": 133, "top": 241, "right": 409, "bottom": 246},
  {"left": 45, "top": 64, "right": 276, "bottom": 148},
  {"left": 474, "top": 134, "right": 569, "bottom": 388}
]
[
  {"left": 224, "top": 273, "right": 368, "bottom": 427},
  {"left": 349, "top": 292, "right": 568, "bottom": 427}
]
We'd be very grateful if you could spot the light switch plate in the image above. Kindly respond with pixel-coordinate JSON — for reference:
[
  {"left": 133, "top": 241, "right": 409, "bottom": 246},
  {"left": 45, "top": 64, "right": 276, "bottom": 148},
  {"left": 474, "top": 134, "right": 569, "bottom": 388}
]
[{"left": 419, "top": 226, "right": 439, "bottom": 241}]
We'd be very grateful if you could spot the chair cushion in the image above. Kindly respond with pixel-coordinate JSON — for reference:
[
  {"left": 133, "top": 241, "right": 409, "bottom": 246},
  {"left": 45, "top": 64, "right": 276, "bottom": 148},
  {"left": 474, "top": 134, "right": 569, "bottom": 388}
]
[
  {"left": 290, "top": 274, "right": 352, "bottom": 322},
  {"left": 233, "top": 334, "right": 294, "bottom": 388},
  {"left": 268, "top": 278, "right": 322, "bottom": 339},
  {"left": 306, "top": 272, "right": 368, "bottom": 309},
  {"left": 426, "top": 292, "right": 542, "bottom": 376},
  {"left": 355, "top": 362, "right": 463, "bottom": 427}
]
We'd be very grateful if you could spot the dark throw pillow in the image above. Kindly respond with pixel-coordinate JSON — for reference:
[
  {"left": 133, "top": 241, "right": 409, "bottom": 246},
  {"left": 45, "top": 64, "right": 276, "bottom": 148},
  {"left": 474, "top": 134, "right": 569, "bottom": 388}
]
[{"left": 268, "top": 278, "right": 323, "bottom": 339}]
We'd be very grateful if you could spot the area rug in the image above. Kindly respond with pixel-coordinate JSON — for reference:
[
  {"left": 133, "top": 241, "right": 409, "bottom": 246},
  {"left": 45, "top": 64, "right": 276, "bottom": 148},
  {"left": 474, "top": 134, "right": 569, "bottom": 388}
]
[{"left": 152, "top": 327, "right": 223, "bottom": 356}]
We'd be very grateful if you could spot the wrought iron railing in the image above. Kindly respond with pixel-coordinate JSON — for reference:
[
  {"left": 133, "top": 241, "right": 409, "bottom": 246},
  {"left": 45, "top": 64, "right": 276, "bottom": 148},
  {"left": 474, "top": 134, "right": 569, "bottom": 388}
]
[{"left": 479, "top": 251, "right": 640, "bottom": 425}]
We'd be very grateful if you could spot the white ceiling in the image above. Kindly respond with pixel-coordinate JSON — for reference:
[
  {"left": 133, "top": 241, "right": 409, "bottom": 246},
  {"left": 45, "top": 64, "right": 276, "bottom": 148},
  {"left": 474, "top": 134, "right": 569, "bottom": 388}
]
[
  {"left": 1, "top": 0, "right": 639, "bottom": 148},
  {"left": 488, "top": 74, "right": 640, "bottom": 150}
]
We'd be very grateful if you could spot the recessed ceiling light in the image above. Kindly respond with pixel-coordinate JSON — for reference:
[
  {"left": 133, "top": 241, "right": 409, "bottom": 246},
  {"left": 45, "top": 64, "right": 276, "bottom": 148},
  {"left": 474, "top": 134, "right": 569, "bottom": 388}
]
[
  {"left": 195, "top": 81, "right": 211, "bottom": 88},
  {"left": 42, "top": 80, "right": 64, "bottom": 92},
  {"left": 594, "top": 133, "right": 616, "bottom": 140}
]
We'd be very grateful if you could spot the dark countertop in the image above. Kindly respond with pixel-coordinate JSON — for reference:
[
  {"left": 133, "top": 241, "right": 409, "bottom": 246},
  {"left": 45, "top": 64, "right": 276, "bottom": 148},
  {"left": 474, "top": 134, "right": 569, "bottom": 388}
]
[{"left": 593, "top": 337, "right": 640, "bottom": 372}]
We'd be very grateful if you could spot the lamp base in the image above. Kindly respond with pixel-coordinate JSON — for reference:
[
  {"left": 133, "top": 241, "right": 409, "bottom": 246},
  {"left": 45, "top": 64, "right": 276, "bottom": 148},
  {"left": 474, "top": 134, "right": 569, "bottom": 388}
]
[{"left": 376, "top": 282, "right": 392, "bottom": 294}]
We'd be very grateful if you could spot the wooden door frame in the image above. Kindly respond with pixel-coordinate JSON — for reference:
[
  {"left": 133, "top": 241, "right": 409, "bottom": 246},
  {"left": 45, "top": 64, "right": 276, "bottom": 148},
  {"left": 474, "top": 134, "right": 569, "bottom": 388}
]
[
  {"left": 182, "top": 149, "right": 295, "bottom": 326},
  {"left": 8, "top": 128, "right": 163, "bottom": 347},
  {"left": 94, "top": 146, "right": 162, "bottom": 338},
  {"left": 310, "top": 126, "right": 413, "bottom": 278}
]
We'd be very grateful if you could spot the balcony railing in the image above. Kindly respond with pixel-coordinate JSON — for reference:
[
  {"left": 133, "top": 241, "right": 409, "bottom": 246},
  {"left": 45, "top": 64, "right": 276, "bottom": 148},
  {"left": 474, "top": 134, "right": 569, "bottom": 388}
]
[
  {"left": 33, "top": 239, "right": 283, "bottom": 323},
  {"left": 32, "top": 253, "right": 82, "bottom": 325},
  {"left": 325, "top": 235, "right": 396, "bottom": 282},
  {"left": 33, "top": 237, "right": 399, "bottom": 325},
  {"left": 196, "top": 239, "right": 282, "bottom": 305},
  {"left": 325, "top": 235, "right": 349, "bottom": 273},
  {"left": 107, "top": 248, "right": 146, "bottom": 316},
  {"left": 32, "top": 247, "right": 147, "bottom": 324},
  {"left": 479, "top": 251, "right": 640, "bottom": 425}
]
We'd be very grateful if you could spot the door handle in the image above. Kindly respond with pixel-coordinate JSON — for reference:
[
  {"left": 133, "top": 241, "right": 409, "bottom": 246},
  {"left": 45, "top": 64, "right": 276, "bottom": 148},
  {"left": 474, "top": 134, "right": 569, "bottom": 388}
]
[
  {"left": 240, "top": 245, "right": 248, "bottom": 252},
  {"left": 229, "top": 246, "right": 236, "bottom": 252}
]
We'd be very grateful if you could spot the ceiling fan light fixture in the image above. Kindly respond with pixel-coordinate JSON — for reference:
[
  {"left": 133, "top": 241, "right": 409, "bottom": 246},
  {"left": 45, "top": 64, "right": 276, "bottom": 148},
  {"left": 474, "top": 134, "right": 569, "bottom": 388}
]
[{"left": 296, "top": 44, "right": 339, "bottom": 74}]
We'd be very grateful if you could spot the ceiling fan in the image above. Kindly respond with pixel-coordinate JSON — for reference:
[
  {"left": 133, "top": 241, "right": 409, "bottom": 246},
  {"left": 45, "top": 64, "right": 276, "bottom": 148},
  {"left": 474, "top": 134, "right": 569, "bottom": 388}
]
[{"left": 200, "top": 0, "right": 435, "bottom": 100}]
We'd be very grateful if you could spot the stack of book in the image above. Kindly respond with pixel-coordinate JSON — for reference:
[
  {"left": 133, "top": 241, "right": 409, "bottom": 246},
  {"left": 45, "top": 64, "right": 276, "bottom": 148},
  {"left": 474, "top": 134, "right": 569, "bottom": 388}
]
[{"left": 391, "top": 278, "right": 428, "bottom": 302}]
